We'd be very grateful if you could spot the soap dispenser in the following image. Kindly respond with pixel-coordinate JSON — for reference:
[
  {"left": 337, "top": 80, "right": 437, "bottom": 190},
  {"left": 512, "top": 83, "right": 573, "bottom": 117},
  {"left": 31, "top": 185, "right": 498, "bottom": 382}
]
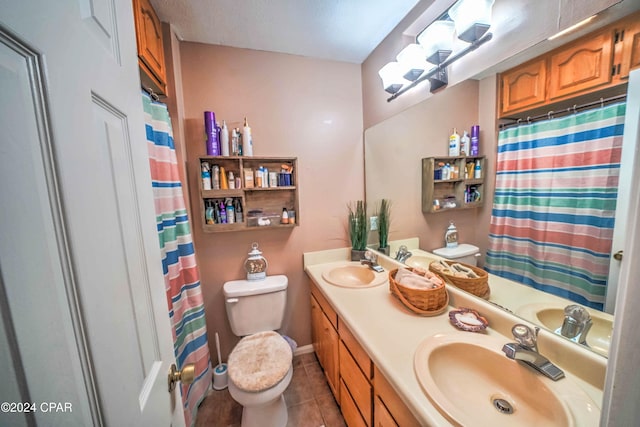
[{"left": 445, "top": 221, "right": 458, "bottom": 248}]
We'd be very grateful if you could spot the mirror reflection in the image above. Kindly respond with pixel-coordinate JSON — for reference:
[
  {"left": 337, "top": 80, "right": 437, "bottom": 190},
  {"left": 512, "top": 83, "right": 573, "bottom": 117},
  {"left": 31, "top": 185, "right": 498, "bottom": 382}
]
[{"left": 364, "top": 10, "right": 639, "bottom": 357}]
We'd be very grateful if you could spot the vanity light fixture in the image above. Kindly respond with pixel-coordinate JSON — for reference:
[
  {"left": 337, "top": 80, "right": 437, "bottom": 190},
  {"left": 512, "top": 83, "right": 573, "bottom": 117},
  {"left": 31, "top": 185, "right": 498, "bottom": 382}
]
[{"left": 380, "top": 0, "right": 495, "bottom": 101}]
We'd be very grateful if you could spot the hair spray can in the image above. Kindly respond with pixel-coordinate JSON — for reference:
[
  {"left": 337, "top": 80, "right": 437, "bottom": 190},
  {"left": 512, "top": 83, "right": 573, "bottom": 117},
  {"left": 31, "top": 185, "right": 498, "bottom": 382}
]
[{"left": 470, "top": 125, "right": 480, "bottom": 156}]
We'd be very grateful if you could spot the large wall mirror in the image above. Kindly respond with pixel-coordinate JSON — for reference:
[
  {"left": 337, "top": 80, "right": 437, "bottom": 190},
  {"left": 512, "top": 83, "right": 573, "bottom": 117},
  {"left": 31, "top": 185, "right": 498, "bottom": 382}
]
[{"left": 364, "top": 4, "right": 640, "bottom": 359}]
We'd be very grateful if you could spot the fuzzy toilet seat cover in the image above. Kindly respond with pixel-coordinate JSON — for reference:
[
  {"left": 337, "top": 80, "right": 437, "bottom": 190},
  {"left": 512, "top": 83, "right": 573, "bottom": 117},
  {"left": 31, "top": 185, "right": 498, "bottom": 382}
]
[{"left": 228, "top": 331, "right": 293, "bottom": 392}]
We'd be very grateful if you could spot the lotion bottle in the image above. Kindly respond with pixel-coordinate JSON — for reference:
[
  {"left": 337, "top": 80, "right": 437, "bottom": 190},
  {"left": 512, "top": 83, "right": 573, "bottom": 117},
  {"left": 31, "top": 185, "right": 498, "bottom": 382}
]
[
  {"left": 460, "top": 131, "right": 470, "bottom": 156},
  {"left": 449, "top": 128, "right": 460, "bottom": 156},
  {"left": 474, "top": 159, "right": 482, "bottom": 179},
  {"left": 243, "top": 118, "right": 253, "bottom": 156},
  {"left": 220, "top": 120, "right": 230, "bottom": 156}
]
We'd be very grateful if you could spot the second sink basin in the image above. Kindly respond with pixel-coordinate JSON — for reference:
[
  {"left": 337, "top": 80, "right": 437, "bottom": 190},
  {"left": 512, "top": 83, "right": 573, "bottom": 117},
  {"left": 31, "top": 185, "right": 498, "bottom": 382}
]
[
  {"left": 404, "top": 256, "right": 436, "bottom": 270},
  {"left": 414, "top": 332, "right": 599, "bottom": 426},
  {"left": 321, "top": 262, "right": 387, "bottom": 288},
  {"left": 516, "top": 302, "right": 612, "bottom": 357}
]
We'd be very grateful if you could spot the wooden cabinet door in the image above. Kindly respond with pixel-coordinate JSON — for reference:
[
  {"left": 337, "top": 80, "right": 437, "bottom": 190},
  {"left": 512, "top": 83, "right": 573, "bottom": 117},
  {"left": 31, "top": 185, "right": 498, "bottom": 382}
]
[
  {"left": 133, "top": 0, "right": 166, "bottom": 93},
  {"left": 620, "top": 19, "right": 640, "bottom": 79},
  {"left": 310, "top": 294, "right": 339, "bottom": 398},
  {"left": 549, "top": 30, "right": 613, "bottom": 100},
  {"left": 499, "top": 58, "right": 547, "bottom": 116},
  {"left": 374, "top": 397, "right": 398, "bottom": 427}
]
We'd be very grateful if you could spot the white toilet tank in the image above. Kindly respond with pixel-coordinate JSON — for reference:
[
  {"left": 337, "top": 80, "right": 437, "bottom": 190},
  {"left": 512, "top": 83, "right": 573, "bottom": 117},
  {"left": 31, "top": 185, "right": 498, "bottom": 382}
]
[
  {"left": 223, "top": 275, "right": 288, "bottom": 336},
  {"left": 433, "top": 243, "right": 480, "bottom": 266}
]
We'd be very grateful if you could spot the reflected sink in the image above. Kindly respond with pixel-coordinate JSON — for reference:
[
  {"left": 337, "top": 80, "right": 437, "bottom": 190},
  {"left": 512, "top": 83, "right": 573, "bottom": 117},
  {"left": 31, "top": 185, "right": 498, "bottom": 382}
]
[
  {"left": 404, "top": 256, "right": 436, "bottom": 270},
  {"left": 516, "top": 303, "right": 612, "bottom": 357},
  {"left": 414, "top": 332, "right": 599, "bottom": 426},
  {"left": 321, "top": 262, "right": 387, "bottom": 288}
]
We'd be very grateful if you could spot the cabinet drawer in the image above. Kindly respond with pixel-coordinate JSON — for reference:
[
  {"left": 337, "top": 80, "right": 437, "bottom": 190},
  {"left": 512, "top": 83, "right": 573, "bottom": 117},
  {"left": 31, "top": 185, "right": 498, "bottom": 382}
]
[
  {"left": 340, "top": 340, "right": 372, "bottom": 425},
  {"left": 340, "top": 380, "right": 367, "bottom": 427},
  {"left": 374, "top": 366, "right": 421, "bottom": 427},
  {"left": 311, "top": 284, "right": 338, "bottom": 329},
  {"left": 374, "top": 396, "right": 397, "bottom": 427},
  {"left": 339, "top": 322, "right": 372, "bottom": 379}
]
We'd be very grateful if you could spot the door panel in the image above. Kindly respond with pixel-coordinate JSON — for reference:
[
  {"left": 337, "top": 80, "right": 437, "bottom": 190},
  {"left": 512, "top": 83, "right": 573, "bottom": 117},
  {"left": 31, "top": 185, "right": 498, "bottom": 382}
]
[{"left": 0, "top": 0, "right": 179, "bottom": 425}]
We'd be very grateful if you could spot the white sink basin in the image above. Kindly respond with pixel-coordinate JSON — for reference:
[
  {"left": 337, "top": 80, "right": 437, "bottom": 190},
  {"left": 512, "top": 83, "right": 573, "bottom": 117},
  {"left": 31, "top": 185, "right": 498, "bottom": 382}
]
[
  {"left": 321, "top": 262, "right": 387, "bottom": 288},
  {"left": 404, "top": 256, "right": 437, "bottom": 270},
  {"left": 516, "top": 302, "right": 612, "bottom": 357},
  {"left": 414, "top": 332, "right": 600, "bottom": 426}
]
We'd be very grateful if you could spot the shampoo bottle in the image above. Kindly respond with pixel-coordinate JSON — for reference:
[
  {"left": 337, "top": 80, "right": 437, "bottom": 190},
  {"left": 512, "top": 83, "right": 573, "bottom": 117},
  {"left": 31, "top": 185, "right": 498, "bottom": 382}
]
[
  {"left": 460, "top": 131, "right": 470, "bottom": 156},
  {"left": 243, "top": 117, "right": 253, "bottom": 156},
  {"left": 201, "top": 162, "right": 211, "bottom": 190},
  {"left": 220, "top": 120, "right": 230, "bottom": 156},
  {"left": 449, "top": 128, "right": 460, "bottom": 156},
  {"left": 225, "top": 198, "right": 235, "bottom": 224}
]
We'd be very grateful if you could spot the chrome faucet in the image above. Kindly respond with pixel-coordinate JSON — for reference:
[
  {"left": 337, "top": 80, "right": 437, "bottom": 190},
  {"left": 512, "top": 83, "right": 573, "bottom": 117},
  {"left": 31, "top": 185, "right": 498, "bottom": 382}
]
[
  {"left": 361, "top": 251, "right": 384, "bottom": 272},
  {"left": 394, "top": 245, "right": 412, "bottom": 263},
  {"left": 502, "top": 324, "right": 565, "bottom": 381},
  {"left": 558, "top": 305, "right": 592, "bottom": 347}
]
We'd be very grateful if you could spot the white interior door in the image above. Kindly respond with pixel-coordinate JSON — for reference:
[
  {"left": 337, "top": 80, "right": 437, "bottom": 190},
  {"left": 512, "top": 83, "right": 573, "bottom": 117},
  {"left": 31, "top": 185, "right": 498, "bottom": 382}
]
[{"left": 0, "top": 1, "right": 181, "bottom": 426}]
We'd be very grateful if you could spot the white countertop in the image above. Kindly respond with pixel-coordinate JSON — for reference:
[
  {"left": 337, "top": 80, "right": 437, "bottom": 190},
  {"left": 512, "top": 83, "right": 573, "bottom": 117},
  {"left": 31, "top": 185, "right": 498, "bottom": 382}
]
[{"left": 303, "top": 245, "right": 606, "bottom": 426}]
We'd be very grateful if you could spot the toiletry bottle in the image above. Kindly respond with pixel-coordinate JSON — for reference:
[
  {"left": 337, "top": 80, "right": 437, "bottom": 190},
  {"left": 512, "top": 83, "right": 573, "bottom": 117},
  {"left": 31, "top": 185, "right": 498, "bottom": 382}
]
[
  {"left": 243, "top": 117, "right": 253, "bottom": 156},
  {"left": 236, "top": 128, "right": 243, "bottom": 156},
  {"left": 449, "top": 128, "right": 460, "bottom": 156},
  {"left": 212, "top": 165, "right": 220, "bottom": 189},
  {"left": 445, "top": 221, "right": 459, "bottom": 248},
  {"left": 234, "top": 199, "right": 243, "bottom": 223},
  {"left": 460, "top": 130, "right": 470, "bottom": 156},
  {"left": 470, "top": 125, "right": 480, "bottom": 156},
  {"left": 228, "top": 171, "right": 235, "bottom": 189},
  {"left": 219, "top": 200, "right": 227, "bottom": 223},
  {"left": 281, "top": 208, "right": 289, "bottom": 224},
  {"left": 205, "top": 201, "right": 214, "bottom": 224},
  {"left": 201, "top": 162, "right": 211, "bottom": 190},
  {"left": 231, "top": 128, "right": 239, "bottom": 156},
  {"left": 219, "top": 166, "right": 228, "bottom": 189},
  {"left": 443, "top": 163, "right": 451, "bottom": 180},
  {"left": 204, "top": 111, "right": 220, "bottom": 156},
  {"left": 220, "top": 120, "right": 230, "bottom": 156},
  {"left": 225, "top": 198, "right": 235, "bottom": 224},
  {"left": 474, "top": 159, "right": 482, "bottom": 179}
]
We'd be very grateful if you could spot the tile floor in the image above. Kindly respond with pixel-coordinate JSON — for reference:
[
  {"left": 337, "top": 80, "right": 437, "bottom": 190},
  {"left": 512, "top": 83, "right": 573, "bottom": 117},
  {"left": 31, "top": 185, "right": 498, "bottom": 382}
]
[{"left": 195, "top": 352, "right": 346, "bottom": 427}]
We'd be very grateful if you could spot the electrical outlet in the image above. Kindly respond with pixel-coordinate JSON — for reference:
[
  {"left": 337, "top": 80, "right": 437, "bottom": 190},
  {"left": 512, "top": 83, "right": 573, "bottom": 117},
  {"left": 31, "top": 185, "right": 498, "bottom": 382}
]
[{"left": 370, "top": 216, "right": 378, "bottom": 231}]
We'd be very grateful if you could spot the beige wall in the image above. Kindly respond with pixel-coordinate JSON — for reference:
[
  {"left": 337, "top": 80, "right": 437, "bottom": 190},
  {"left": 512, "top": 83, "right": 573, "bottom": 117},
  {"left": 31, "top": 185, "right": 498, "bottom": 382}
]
[{"left": 178, "top": 42, "right": 364, "bottom": 358}]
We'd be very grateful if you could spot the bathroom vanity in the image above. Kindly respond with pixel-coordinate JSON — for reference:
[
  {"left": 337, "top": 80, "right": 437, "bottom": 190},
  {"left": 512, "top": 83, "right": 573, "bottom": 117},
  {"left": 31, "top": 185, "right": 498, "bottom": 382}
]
[{"left": 304, "top": 247, "right": 606, "bottom": 426}]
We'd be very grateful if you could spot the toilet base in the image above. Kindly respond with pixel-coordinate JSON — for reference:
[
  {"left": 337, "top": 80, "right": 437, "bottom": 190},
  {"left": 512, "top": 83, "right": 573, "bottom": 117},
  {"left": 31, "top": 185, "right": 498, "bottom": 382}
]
[{"left": 241, "top": 394, "right": 287, "bottom": 427}]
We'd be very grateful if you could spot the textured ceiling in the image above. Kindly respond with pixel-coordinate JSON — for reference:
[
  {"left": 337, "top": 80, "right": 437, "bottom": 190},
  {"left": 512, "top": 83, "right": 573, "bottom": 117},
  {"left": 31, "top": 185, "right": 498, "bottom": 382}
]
[{"left": 150, "top": 0, "right": 421, "bottom": 64}]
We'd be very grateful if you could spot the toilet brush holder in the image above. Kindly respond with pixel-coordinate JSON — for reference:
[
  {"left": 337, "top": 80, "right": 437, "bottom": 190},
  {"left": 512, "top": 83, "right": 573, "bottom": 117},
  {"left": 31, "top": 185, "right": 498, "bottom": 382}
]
[{"left": 213, "top": 363, "right": 228, "bottom": 390}]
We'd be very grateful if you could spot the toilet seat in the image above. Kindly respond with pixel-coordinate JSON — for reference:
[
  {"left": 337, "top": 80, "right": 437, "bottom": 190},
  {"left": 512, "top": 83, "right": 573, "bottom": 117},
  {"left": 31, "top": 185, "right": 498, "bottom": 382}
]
[{"left": 228, "top": 331, "right": 292, "bottom": 392}]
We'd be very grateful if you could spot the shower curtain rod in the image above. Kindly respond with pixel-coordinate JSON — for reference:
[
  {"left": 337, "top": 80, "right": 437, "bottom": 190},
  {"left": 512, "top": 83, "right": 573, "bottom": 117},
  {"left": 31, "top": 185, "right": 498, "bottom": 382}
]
[{"left": 499, "top": 93, "right": 627, "bottom": 130}]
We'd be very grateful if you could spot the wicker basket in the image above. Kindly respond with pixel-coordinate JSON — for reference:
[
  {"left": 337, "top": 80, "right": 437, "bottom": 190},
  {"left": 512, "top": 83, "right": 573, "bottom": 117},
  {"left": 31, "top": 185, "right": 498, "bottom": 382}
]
[
  {"left": 429, "top": 260, "right": 490, "bottom": 299},
  {"left": 388, "top": 268, "right": 449, "bottom": 316}
]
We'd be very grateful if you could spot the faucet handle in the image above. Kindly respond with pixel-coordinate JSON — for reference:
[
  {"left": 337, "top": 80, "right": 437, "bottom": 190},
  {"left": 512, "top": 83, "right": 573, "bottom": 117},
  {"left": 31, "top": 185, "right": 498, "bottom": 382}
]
[{"left": 512, "top": 324, "right": 539, "bottom": 352}]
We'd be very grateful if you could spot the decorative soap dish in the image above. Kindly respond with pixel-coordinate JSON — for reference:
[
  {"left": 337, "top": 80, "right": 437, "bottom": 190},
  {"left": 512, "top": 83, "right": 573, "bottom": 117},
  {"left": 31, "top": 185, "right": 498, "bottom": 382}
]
[{"left": 449, "top": 308, "right": 488, "bottom": 332}]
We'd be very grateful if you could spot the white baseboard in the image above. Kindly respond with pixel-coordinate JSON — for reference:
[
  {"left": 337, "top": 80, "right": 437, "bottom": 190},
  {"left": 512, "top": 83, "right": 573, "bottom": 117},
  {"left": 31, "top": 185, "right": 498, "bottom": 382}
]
[{"left": 293, "top": 344, "right": 314, "bottom": 356}]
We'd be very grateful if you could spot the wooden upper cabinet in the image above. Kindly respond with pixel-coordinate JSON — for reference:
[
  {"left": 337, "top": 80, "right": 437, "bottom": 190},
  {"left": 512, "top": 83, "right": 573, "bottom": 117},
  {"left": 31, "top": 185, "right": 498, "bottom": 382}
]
[
  {"left": 133, "top": 0, "right": 167, "bottom": 95},
  {"left": 500, "top": 58, "right": 547, "bottom": 116},
  {"left": 620, "top": 18, "right": 640, "bottom": 79},
  {"left": 548, "top": 31, "right": 613, "bottom": 100}
]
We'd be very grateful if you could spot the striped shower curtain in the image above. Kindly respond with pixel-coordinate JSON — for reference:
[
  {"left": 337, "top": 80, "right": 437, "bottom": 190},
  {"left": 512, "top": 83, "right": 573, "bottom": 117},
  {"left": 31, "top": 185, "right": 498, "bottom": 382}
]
[
  {"left": 142, "top": 92, "right": 211, "bottom": 426},
  {"left": 486, "top": 103, "right": 626, "bottom": 310}
]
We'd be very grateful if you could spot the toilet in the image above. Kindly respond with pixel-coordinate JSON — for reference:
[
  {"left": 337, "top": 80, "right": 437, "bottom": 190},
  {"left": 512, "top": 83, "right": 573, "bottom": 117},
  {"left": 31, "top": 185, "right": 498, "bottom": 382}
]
[
  {"left": 223, "top": 275, "right": 292, "bottom": 427},
  {"left": 433, "top": 243, "right": 481, "bottom": 266}
]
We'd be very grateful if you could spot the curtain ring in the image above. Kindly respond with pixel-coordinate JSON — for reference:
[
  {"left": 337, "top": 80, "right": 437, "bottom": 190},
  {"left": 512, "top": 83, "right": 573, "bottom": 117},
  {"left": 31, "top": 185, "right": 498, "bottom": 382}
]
[
  {"left": 573, "top": 104, "right": 577, "bottom": 114},
  {"left": 527, "top": 116, "right": 531, "bottom": 124},
  {"left": 517, "top": 118, "right": 522, "bottom": 125},
  {"left": 601, "top": 98, "right": 604, "bottom": 108},
  {"left": 548, "top": 111, "right": 554, "bottom": 120}
]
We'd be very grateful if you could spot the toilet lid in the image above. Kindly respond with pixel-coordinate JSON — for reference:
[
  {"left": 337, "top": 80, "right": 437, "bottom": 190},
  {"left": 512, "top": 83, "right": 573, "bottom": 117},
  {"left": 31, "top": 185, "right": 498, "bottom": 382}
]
[{"left": 228, "top": 331, "right": 292, "bottom": 392}]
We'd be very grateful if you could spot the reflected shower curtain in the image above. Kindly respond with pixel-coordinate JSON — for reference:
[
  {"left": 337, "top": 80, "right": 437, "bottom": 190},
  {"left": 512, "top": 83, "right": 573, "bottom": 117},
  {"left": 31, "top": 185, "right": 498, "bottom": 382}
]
[
  {"left": 486, "top": 103, "right": 626, "bottom": 310},
  {"left": 142, "top": 92, "right": 211, "bottom": 426}
]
